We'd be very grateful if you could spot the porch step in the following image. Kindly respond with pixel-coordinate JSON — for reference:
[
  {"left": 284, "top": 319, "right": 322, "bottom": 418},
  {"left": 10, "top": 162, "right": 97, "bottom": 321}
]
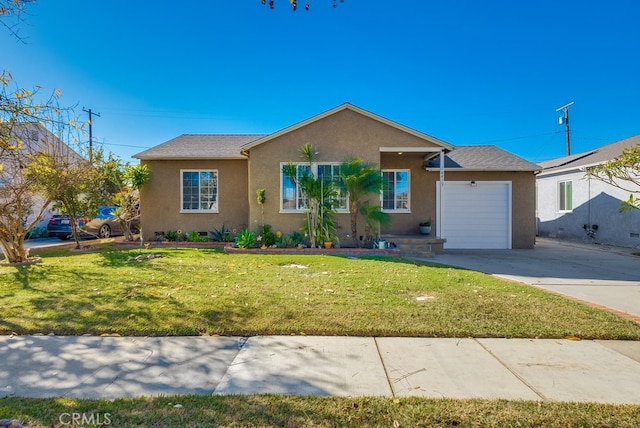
[{"left": 381, "top": 235, "right": 447, "bottom": 259}]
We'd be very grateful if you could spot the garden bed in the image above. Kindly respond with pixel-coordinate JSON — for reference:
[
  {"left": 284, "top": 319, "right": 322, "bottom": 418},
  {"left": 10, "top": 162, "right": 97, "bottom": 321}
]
[
  {"left": 115, "top": 240, "right": 401, "bottom": 257},
  {"left": 225, "top": 246, "right": 401, "bottom": 257}
]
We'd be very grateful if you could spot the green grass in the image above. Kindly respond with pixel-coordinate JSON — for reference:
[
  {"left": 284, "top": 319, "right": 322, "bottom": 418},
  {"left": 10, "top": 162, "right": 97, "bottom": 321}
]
[
  {"left": 1, "top": 395, "right": 639, "bottom": 427},
  {"left": 2, "top": 246, "right": 639, "bottom": 339},
  {"left": 2, "top": 246, "right": 640, "bottom": 425}
]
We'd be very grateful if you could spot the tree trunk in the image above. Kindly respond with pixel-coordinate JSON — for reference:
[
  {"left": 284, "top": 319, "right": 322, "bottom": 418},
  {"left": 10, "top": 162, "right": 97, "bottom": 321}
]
[
  {"left": 0, "top": 234, "right": 29, "bottom": 263},
  {"left": 350, "top": 200, "right": 359, "bottom": 247}
]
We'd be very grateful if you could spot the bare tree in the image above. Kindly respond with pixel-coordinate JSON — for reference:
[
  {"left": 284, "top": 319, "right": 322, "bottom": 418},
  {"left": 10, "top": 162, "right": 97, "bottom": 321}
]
[
  {"left": 0, "top": 0, "right": 36, "bottom": 41},
  {"left": 0, "top": 73, "right": 91, "bottom": 263},
  {"left": 0, "top": 72, "right": 81, "bottom": 263},
  {"left": 111, "top": 164, "right": 150, "bottom": 241},
  {"left": 261, "top": 0, "right": 344, "bottom": 11}
]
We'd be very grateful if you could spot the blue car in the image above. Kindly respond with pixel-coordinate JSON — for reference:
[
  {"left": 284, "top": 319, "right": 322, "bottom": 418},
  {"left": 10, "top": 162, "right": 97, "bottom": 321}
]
[{"left": 47, "top": 215, "right": 87, "bottom": 240}]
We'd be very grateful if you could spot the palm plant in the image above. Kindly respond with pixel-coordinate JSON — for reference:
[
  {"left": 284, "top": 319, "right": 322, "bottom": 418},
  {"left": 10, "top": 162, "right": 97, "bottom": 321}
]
[
  {"left": 338, "top": 158, "right": 390, "bottom": 246},
  {"left": 283, "top": 144, "right": 338, "bottom": 248}
]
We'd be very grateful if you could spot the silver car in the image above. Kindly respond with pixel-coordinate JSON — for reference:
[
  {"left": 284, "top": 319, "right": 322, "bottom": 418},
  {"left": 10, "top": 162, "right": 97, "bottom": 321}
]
[{"left": 82, "top": 206, "right": 140, "bottom": 239}]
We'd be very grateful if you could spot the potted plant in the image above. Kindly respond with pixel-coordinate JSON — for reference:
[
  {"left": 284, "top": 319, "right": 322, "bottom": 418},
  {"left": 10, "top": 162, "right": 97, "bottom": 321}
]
[
  {"left": 322, "top": 230, "right": 337, "bottom": 249},
  {"left": 419, "top": 220, "right": 431, "bottom": 235}
]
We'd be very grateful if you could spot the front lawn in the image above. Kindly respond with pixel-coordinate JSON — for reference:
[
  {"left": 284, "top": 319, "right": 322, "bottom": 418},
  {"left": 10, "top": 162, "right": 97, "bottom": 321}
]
[
  {"left": 2, "top": 246, "right": 639, "bottom": 339},
  {"left": 2, "top": 395, "right": 640, "bottom": 427}
]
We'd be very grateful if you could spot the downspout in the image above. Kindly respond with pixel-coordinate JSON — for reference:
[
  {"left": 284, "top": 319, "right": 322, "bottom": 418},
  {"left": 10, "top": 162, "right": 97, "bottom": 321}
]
[
  {"left": 587, "top": 173, "right": 591, "bottom": 234},
  {"left": 438, "top": 149, "right": 444, "bottom": 237}
]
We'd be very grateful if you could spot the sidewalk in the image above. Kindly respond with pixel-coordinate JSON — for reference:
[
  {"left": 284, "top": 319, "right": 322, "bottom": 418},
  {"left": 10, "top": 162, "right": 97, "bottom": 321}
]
[{"left": 1, "top": 335, "right": 640, "bottom": 404}]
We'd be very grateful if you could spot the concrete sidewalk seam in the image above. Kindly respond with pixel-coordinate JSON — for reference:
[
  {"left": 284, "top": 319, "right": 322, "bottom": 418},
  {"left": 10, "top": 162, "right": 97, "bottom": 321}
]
[{"left": 473, "top": 338, "right": 549, "bottom": 401}]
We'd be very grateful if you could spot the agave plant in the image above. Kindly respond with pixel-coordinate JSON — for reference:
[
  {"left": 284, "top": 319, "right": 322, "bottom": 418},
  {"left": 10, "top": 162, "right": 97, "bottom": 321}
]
[{"left": 235, "top": 229, "right": 257, "bottom": 249}]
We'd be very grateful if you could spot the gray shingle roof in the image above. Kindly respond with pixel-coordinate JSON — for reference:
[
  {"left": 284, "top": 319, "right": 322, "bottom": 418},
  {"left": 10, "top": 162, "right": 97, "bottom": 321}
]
[
  {"left": 426, "top": 145, "right": 540, "bottom": 171},
  {"left": 133, "top": 134, "right": 266, "bottom": 160},
  {"left": 538, "top": 134, "right": 640, "bottom": 173}
]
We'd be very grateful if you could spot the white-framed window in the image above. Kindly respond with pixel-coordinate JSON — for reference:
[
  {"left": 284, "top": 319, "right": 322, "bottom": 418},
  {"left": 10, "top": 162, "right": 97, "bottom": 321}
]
[
  {"left": 382, "top": 169, "right": 410, "bottom": 212},
  {"left": 280, "top": 163, "right": 348, "bottom": 212},
  {"left": 181, "top": 170, "right": 218, "bottom": 212},
  {"left": 558, "top": 180, "right": 572, "bottom": 212},
  {"left": 318, "top": 164, "right": 348, "bottom": 210}
]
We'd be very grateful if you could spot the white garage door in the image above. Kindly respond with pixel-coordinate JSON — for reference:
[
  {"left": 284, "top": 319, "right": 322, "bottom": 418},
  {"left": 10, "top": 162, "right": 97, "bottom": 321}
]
[{"left": 436, "top": 181, "right": 512, "bottom": 249}]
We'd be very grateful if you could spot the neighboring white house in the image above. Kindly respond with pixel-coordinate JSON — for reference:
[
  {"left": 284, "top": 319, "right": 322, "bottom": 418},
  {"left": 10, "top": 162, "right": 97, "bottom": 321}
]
[
  {"left": 0, "top": 123, "right": 83, "bottom": 231},
  {"left": 536, "top": 135, "right": 640, "bottom": 247}
]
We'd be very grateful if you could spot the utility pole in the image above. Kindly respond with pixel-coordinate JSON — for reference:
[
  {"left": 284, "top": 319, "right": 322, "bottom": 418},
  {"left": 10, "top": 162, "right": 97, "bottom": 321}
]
[
  {"left": 556, "top": 102, "right": 574, "bottom": 156},
  {"left": 83, "top": 107, "right": 100, "bottom": 162}
]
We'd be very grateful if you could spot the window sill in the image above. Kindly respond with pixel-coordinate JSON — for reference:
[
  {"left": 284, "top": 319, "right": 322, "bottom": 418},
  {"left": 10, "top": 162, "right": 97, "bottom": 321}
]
[
  {"left": 280, "top": 209, "right": 350, "bottom": 214},
  {"left": 180, "top": 210, "right": 219, "bottom": 214}
]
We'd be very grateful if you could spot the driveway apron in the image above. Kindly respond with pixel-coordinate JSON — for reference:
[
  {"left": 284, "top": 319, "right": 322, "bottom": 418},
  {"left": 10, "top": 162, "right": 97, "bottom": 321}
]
[{"left": 431, "top": 238, "right": 640, "bottom": 319}]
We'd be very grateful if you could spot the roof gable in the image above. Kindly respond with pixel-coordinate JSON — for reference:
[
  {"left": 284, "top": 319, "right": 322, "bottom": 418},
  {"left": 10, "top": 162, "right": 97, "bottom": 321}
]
[
  {"left": 538, "top": 134, "right": 640, "bottom": 174},
  {"left": 240, "top": 103, "right": 455, "bottom": 153},
  {"left": 426, "top": 145, "right": 540, "bottom": 171}
]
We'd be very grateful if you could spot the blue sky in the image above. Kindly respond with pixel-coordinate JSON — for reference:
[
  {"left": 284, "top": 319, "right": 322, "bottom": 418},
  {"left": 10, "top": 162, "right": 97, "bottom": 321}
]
[{"left": 4, "top": 0, "right": 640, "bottom": 163}]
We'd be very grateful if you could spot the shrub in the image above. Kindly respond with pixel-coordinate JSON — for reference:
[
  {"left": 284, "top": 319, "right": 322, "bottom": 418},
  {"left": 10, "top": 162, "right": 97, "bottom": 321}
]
[
  {"left": 210, "top": 225, "right": 234, "bottom": 242},
  {"left": 257, "top": 224, "right": 276, "bottom": 247},
  {"left": 188, "top": 230, "right": 208, "bottom": 242},
  {"left": 235, "top": 229, "right": 257, "bottom": 248},
  {"left": 290, "top": 231, "right": 303, "bottom": 246},
  {"left": 165, "top": 230, "right": 187, "bottom": 242},
  {"left": 25, "top": 227, "right": 48, "bottom": 239},
  {"left": 276, "top": 231, "right": 304, "bottom": 248}
]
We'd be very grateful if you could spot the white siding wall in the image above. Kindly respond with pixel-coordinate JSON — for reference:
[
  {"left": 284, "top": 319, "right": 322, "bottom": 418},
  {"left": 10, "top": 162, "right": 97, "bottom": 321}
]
[{"left": 536, "top": 169, "right": 640, "bottom": 247}]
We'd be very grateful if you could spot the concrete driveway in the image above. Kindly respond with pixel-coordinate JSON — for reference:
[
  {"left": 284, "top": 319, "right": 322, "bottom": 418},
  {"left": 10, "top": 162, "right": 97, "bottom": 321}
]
[{"left": 431, "top": 238, "right": 640, "bottom": 320}]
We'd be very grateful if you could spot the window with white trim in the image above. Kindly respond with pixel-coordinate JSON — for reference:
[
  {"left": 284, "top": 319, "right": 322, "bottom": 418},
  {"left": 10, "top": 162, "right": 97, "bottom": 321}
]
[
  {"left": 281, "top": 163, "right": 347, "bottom": 211},
  {"left": 558, "top": 180, "right": 572, "bottom": 212},
  {"left": 181, "top": 170, "right": 218, "bottom": 212},
  {"left": 382, "top": 170, "right": 410, "bottom": 211}
]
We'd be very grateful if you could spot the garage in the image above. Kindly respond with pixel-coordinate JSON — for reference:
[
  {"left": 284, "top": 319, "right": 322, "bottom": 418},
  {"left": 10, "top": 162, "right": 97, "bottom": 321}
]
[{"left": 436, "top": 181, "right": 512, "bottom": 249}]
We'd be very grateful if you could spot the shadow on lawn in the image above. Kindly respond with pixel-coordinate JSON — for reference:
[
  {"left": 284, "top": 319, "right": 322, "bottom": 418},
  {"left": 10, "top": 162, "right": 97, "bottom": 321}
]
[{"left": 4, "top": 263, "right": 53, "bottom": 290}]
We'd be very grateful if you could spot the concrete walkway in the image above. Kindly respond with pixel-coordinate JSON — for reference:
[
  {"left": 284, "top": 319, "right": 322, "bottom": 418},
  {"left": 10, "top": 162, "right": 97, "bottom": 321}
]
[{"left": 1, "top": 335, "right": 640, "bottom": 403}]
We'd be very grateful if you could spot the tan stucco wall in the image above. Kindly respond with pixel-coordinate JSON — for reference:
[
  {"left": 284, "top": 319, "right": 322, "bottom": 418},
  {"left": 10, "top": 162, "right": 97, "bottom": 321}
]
[
  {"left": 139, "top": 108, "right": 536, "bottom": 249},
  {"left": 378, "top": 156, "right": 537, "bottom": 248},
  {"left": 246, "top": 109, "right": 443, "bottom": 241},
  {"left": 139, "top": 159, "right": 248, "bottom": 239},
  {"left": 380, "top": 152, "right": 437, "bottom": 235}
]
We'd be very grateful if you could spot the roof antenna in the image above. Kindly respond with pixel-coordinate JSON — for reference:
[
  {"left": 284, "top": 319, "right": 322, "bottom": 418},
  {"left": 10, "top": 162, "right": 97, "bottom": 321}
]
[{"left": 556, "top": 102, "right": 574, "bottom": 156}]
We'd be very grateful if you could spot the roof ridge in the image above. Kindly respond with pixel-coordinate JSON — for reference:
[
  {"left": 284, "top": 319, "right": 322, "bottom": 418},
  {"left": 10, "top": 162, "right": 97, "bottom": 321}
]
[{"left": 179, "top": 133, "right": 267, "bottom": 136}]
